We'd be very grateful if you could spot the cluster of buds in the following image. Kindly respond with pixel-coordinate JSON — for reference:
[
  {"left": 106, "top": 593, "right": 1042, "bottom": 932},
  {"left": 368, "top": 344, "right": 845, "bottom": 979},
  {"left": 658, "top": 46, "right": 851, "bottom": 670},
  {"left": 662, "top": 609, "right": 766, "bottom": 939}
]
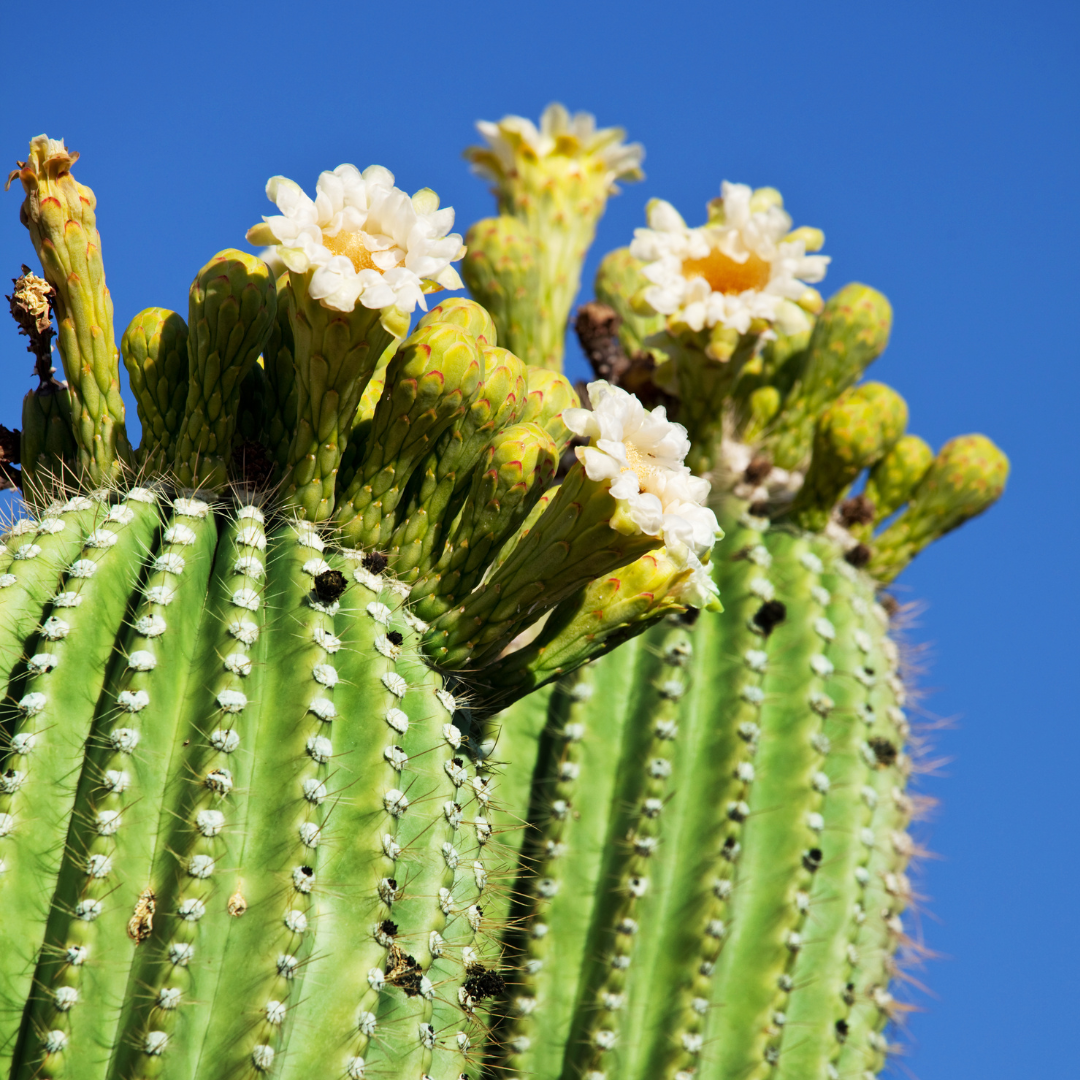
[{"left": 5, "top": 136, "right": 721, "bottom": 707}]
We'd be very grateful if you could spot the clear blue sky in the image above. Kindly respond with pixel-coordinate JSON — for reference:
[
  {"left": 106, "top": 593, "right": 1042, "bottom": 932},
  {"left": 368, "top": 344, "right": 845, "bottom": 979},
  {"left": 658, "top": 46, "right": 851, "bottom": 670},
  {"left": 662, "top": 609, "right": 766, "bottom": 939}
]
[{"left": 2, "top": 2, "right": 1076, "bottom": 1075}]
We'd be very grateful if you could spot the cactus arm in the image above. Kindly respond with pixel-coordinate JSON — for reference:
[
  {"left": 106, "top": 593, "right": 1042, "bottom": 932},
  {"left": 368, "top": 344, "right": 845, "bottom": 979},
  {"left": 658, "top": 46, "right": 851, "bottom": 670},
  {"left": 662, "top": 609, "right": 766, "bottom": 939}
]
[
  {"left": 106, "top": 505, "right": 270, "bottom": 1080},
  {"left": 619, "top": 519, "right": 770, "bottom": 1080},
  {"left": 700, "top": 533, "right": 830, "bottom": 1079},
  {"left": 0, "top": 493, "right": 161, "bottom": 1069},
  {"left": 13, "top": 501, "right": 218, "bottom": 1080}
]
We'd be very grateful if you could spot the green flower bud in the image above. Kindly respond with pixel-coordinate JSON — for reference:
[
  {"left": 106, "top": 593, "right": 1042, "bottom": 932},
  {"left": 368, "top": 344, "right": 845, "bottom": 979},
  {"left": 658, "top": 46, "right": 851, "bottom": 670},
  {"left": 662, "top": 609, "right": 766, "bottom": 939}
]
[
  {"left": 334, "top": 322, "right": 483, "bottom": 548},
  {"left": 119, "top": 308, "right": 189, "bottom": 473},
  {"left": 173, "top": 249, "right": 277, "bottom": 490},
  {"left": 464, "top": 105, "right": 644, "bottom": 371},
  {"left": 865, "top": 434, "right": 934, "bottom": 526},
  {"left": 594, "top": 248, "right": 665, "bottom": 361},
  {"left": 20, "top": 385, "right": 75, "bottom": 493},
  {"left": 422, "top": 460, "right": 664, "bottom": 668},
  {"left": 8, "top": 136, "right": 132, "bottom": 483},
  {"left": 386, "top": 344, "right": 528, "bottom": 581},
  {"left": 870, "top": 435, "right": 1008, "bottom": 581},
  {"left": 485, "top": 547, "right": 719, "bottom": 700},
  {"left": 766, "top": 283, "right": 892, "bottom": 469},
  {"left": 788, "top": 382, "right": 908, "bottom": 532},
  {"left": 519, "top": 368, "right": 581, "bottom": 455},
  {"left": 410, "top": 421, "right": 558, "bottom": 623},
  {"left": 462, "top": 216, "right": 541, "bottom": 361},
  {"left": 416, "top": 295, "right": 497, "bottom": 347}
]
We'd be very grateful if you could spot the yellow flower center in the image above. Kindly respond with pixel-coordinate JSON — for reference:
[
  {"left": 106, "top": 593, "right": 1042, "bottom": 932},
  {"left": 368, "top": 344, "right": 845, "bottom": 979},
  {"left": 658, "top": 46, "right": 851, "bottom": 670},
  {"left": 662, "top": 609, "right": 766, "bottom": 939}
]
[
  {"left": 623, "top": 442, "right": 661, "bottom": 484},
  {"left": 681, "top": 249, "right": 771, "bottom": 295},
  {"left": 321, "top": 229, "right": 382, "bottom": 273}
]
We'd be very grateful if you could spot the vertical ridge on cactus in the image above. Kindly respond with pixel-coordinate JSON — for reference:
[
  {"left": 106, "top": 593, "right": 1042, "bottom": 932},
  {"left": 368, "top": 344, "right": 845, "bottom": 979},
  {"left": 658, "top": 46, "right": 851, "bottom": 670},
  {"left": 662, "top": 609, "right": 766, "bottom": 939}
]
[{"left": 1, "top": 114, "right": 1004, "bottom": 1080}]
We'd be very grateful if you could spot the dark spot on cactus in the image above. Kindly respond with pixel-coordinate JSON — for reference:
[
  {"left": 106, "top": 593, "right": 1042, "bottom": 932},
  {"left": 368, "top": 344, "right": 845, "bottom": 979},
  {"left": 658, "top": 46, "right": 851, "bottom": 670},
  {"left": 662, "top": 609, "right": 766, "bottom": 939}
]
[
  {"left": 842, "top": 982, "right": 856, "bottom": 1005},
  {"left": 879, "top": 591, "right": 900, "bottom": 618},
  {"left": 839, "top": 494, "right": 875, "bottom": 527},
  {"left": 231, "top": 440, "right": 273, "bottom": 486},
  {"left": 462, "top": 963, "right": 506, "bottom": 1001},
  {"left": 868, "top": 737, "right": 898, "bottom": 767},
  {"left": 864, "top": 666, "right": 875, "bottom": 676},
  {"left": 385, "top": 943, "right": 424, "bottom": 995},
  {"left": 314, "top": 569, "right": 348, "bottom": 603},
  {"left": 361, "top": 551, "right": 388, "bottom": 574},
  {"left": 126, "top": 888, "right": 156, "bottom": 943},
  {"left": 803, "top": 848, "right": 823, "bottom": 872},
  {"left": 749, "top": 500, "right": 772, "bottom": 517},
  {"left": 674, "top": 606, "right": 701, "bottom": 627},
  {"left": 298, "top": 865, "right": 314, "bottom": 878},
  {"left": 379, "top": 919, "right": 398, "bottom": 938},
  {"left": 387, "top": 630, "right": 404, "bottom": 646},
  {"left": 844, "top": 543, "right": 872, "bottom": 568},
  {"left": 835, "top": 1018, "right": 850, "bottom": 1042},
  {"left": 744, "top": 455, "right": 772, "bottom": 485},
  {"left": 721, "top": 837, "right": 740, "bottom": 862},
  {"left": 753, "top": 600, "right": 787, "bottom": 636}
]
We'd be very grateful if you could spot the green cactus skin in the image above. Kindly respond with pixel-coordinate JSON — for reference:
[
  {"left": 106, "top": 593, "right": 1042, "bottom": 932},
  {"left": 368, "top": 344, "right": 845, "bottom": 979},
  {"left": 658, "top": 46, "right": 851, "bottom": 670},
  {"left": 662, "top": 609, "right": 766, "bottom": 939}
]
[
  {"left": 765, "top": 284, "right": 893, "bottom": 471},
  {"left": 481, "top": 505, "right": 914, "bottom": 1080},
  {"left": 172, "top": 250, "right": 278, "bottom": 490},
  {"left": 120, "top": 308, "right": 190, "bottom": 473},
  {"left": 0, "top": 490, "right": 161, "bottom": 1071},
  {"left": 9, "top": 137, "right": 134, "bottom": 485},
  {"left": 462, "top": 217, "right": 543, "bottom": 363},
  {"left": 863, "top": 434, "right": 934, "bottom": 529},
  {"left": 0, "top": 494, "right": 518, "bottom": 1080}
]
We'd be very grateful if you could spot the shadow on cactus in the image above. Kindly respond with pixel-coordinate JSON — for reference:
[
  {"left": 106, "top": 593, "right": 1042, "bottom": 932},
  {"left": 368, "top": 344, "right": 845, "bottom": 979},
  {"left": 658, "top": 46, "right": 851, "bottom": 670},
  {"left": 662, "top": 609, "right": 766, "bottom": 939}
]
[{"left": 0, "top": 110, "right": 1006, "bottom": 1080}]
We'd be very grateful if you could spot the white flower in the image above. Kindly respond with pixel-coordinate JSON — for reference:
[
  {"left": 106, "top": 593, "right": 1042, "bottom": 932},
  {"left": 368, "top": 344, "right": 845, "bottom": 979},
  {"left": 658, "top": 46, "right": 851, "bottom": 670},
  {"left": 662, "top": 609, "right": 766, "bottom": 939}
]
[
  {"left": 249, "top": 164, "right": 463, "bottom": 314},
  {"left": 629, "top": 182, "right": 830, "bottom": 334},
  {"left": 563, "top": 381, "right": 720, "bottom": 564},
  {"left": 468, "top": 103, "right": 644, "bottom": 191}
]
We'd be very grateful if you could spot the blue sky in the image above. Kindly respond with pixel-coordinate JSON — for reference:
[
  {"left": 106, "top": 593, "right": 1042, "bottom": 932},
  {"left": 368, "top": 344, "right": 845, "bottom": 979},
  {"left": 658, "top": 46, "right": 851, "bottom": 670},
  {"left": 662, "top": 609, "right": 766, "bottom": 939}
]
[{"left": 2, "top": 1, "right": 1076, "bottom": 1075}]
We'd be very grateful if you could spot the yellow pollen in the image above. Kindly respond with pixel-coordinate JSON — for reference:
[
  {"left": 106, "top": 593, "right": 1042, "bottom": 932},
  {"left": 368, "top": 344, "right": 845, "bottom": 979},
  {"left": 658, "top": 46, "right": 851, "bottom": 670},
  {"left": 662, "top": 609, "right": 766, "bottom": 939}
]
[
  {"left": 622, "top": 442, "right": 660, "bottom": 483},
  {"left": 681, "top": 249, "right": 771, "bottom": 295},
  {"left": 321, "top": 230, "right": 386, "bottom": 274}
]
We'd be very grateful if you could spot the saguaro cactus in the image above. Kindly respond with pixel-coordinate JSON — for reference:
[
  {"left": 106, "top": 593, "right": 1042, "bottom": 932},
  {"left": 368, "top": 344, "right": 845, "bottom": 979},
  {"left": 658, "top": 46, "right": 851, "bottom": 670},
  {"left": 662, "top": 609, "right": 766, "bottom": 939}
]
[
  {"left": 470, "top": 171, "right": 1007, "bottom": 1080},
  {"left": 0, "top": 137, "right": 718, "bottom": 1080},
  {"left": 0, "top": 118, "right": 1005, "bottom": 1080}
]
